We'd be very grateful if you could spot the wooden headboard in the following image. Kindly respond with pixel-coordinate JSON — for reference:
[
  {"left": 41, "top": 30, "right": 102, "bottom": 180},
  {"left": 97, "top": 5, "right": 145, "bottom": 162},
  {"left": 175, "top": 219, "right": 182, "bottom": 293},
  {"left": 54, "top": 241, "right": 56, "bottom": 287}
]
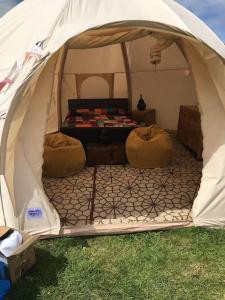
[{"left": 68, "top": 98, "right": 129, "bottom": 114}]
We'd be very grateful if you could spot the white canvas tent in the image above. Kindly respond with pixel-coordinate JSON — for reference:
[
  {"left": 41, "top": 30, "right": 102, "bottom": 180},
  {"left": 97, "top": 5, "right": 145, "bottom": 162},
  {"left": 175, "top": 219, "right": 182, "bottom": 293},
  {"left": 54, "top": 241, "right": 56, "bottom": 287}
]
[{"left": 0, "top": 0, "right": 225, "bottom": 236}]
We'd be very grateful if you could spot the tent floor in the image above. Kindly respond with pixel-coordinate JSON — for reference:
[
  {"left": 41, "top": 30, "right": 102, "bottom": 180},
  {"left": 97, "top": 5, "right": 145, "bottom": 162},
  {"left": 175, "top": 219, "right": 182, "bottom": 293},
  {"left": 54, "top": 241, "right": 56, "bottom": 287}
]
[{"left": 43, "top": 135, "right": 202, "bottom": 235}]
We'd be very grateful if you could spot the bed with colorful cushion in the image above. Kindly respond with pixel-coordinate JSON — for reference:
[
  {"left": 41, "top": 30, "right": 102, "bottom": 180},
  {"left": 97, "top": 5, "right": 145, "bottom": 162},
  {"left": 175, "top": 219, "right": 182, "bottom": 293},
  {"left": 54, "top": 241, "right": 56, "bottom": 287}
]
[{"left": 61, "top": 99, "right": 137, "bottom": 145}]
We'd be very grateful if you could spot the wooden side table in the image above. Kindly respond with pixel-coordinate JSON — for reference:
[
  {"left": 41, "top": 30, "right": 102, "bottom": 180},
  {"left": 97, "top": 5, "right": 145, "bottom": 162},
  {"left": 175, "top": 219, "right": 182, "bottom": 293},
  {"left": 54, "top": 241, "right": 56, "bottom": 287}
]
[{"left": 132, "top": 109, "right": 156, "bottom": 126}]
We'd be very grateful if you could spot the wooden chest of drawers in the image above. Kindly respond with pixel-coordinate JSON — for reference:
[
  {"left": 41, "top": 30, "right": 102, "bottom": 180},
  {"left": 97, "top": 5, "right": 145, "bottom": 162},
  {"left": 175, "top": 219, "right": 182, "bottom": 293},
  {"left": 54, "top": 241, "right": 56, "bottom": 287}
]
[{"left": 177, "top": 105, "right": 203, "bottom": 160}]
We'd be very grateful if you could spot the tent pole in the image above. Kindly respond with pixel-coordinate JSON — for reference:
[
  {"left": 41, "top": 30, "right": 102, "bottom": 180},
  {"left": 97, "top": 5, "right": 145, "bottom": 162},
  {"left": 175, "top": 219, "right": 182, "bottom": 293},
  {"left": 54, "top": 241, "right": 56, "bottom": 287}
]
[
  {"left": 57, "top": 43, "right": 68, "bottom": 129},
  {"left": 121, "top": 42, "right": 132, "bottom": 112}
]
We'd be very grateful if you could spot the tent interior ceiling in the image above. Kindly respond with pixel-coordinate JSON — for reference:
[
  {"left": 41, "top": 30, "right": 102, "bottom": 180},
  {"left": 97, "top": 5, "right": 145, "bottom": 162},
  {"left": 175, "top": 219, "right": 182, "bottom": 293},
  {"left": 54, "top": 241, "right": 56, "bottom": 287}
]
[{"left": 68, "top": 27, "right": 152, "bottom": 49}]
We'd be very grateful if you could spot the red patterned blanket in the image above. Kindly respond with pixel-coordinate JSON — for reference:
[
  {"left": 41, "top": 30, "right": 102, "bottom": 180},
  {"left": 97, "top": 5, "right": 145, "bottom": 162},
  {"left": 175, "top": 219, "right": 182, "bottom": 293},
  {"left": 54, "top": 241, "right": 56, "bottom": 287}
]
[{"left": 63, "top": 114, "right": 137, "bottom": 128}]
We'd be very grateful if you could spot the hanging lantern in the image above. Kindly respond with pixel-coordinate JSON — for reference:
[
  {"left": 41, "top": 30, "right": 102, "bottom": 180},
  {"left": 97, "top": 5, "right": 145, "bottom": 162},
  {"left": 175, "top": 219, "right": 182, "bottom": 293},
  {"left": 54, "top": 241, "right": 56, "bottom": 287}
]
[
  {"left": 150, "top": 45, "right": 162, "bottom": 66},
  {"left": 150, "top": 33, "right": 176, "bottom": 69}
]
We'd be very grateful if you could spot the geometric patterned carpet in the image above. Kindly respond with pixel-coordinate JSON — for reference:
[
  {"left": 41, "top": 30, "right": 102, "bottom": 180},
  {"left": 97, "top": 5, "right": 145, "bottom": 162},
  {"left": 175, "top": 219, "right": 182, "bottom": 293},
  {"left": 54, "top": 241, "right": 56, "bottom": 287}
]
[{"left": 43, "top": 135, "right": 202, "bottom": 229}]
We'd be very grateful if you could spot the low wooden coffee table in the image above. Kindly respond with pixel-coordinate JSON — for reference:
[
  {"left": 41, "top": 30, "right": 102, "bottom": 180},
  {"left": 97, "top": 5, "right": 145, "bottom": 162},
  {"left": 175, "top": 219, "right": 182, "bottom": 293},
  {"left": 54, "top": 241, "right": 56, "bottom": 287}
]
[{"left": 86, "top": 142, "right": 127, "bottom": 165}]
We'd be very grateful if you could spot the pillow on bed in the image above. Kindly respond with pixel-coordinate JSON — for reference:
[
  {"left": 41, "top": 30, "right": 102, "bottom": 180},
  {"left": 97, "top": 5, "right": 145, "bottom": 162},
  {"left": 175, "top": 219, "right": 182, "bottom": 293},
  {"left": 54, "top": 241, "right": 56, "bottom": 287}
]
[
  {"left": 93, "top": 108, "right": 127, "bottom": 115},
  {"left": 76, "top": 108, "right": 93, "bottom": 115},
  {"left": 94, "top": 108, "right": 107, "bottom": 115},
  {"left": 106, "top": 108, "right": 127, "bottom": 115},
  {"left": 69, "top": 108, "right": 127, "bottom": 116},
  {"left": 75, "top": 108, "right": 106, "bottom": 115}
]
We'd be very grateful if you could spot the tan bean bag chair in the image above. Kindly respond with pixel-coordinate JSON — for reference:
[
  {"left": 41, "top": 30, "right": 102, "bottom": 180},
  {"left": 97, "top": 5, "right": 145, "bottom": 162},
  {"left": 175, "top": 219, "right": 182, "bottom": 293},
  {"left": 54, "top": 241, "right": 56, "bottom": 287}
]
[
  {"left": 43, "top": 132, "right": 86, "bottom": 178},
  {"left": 126, "top": 126, "right": 174, "bottom": 168}
]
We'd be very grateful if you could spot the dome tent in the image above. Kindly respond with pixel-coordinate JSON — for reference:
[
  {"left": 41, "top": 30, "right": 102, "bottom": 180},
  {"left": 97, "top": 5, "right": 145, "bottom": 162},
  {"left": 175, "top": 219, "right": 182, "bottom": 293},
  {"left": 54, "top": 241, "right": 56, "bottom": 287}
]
[{"left": 0, "top": 0, "right": 225, "bottom": 236}]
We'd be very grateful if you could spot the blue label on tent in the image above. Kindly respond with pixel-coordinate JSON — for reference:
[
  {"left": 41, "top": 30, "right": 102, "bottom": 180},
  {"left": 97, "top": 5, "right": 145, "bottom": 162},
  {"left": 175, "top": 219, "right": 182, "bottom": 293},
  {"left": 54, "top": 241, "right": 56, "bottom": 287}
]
[{"left": 27, "top": 208, "right": 43, "bottom": 219}]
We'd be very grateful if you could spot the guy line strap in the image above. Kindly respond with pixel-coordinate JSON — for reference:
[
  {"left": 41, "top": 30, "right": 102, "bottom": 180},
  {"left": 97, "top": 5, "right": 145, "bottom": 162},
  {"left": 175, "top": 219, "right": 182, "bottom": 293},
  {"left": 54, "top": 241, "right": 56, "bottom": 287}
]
[{"left": 0, "top": 113, "right": 6, "bottom": 120}]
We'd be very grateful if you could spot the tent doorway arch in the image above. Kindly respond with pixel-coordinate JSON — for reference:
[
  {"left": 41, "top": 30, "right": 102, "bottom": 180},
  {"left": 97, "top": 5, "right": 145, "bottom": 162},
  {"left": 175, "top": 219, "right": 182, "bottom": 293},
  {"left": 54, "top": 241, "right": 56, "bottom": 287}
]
[{"left": 42, "top": 26, "right": 203, "bottom": 235}]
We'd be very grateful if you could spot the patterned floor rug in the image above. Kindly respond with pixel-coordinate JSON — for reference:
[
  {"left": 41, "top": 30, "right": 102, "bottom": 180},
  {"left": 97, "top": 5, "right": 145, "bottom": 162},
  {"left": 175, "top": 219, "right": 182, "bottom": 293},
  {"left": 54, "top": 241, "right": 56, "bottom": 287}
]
[{"left": 43, "top": 136, "right": 202, "bottom": 230}]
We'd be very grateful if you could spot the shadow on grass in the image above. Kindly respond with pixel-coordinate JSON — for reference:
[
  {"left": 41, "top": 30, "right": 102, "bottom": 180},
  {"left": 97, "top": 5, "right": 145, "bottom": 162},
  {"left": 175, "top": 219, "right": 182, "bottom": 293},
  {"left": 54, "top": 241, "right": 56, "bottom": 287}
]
[
  {"left": 5, "top": 237, "right": 89, "bottom": 300},
  {"left": 5, "top": 248, "right": 66, "bottom": 300}
]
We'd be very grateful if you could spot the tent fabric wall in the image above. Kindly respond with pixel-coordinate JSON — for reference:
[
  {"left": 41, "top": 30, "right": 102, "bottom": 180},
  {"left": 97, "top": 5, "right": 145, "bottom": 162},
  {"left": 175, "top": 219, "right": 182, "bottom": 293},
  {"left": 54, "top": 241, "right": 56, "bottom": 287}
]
[
  {"left": 131, "top": 70, "right": 197, "bottom": 130},
  {"left": 64, "top": 46, "right": 125, "bottom": 74},
  {"left": 0, "top": 0, "right": 225, "bottom": 235},
  {"left": 61, "top": 74, "right": 78, "bottom": 121},
  {"left": 61, "top": 44, "right": 128, "bottom": 120},
  {"left": 4, "top": 54, "right": 60, "bottom": 234},
  {"left": 3, "top": 58, "right": 47, "bottom": 209},
  {"left": 46, "top": 46, "right": 67, "bottom": 134},
  {"left": 0, "top": 175, "right": 18, "bottom": 229},
  {"left": 127, "top": 36, "right": 198, "bottom": 130},
  {"left": 183, "top": 41, "right": 225, "bottom": 227}
]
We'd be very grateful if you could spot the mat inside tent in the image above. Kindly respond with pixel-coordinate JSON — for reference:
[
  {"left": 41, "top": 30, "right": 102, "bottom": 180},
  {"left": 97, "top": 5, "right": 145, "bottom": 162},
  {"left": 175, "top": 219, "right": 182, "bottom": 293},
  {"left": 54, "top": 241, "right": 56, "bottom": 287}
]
[{"left": 43, "top": 135, "right": 202, "bottom": 235}]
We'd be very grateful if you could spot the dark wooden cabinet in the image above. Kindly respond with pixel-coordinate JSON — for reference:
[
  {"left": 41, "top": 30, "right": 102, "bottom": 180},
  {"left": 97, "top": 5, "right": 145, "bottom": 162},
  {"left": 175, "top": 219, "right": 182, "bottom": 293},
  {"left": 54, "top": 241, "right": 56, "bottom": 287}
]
[
  {"left": 132, "top": 109, "right": 156, "bottom": 126},
  {"left": 86, "top": 142, "right": 127, "bottom": 165},
  {"left": 177, "top": 105, "right": 203, "bottom": 160}
]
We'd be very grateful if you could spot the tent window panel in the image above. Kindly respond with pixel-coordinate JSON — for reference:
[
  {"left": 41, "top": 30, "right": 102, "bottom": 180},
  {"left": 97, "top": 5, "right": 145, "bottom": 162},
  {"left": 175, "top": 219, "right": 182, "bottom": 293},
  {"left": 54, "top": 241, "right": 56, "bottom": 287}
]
[{"left": 80, "top": 76, "right": 111, "bottom": 99}]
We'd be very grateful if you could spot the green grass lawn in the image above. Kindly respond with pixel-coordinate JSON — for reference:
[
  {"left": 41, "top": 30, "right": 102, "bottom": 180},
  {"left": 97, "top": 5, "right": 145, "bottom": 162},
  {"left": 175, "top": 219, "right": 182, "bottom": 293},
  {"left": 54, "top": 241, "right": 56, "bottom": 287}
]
[{"left": 6, "top": 228, "right": 225, "bottom": 300}]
